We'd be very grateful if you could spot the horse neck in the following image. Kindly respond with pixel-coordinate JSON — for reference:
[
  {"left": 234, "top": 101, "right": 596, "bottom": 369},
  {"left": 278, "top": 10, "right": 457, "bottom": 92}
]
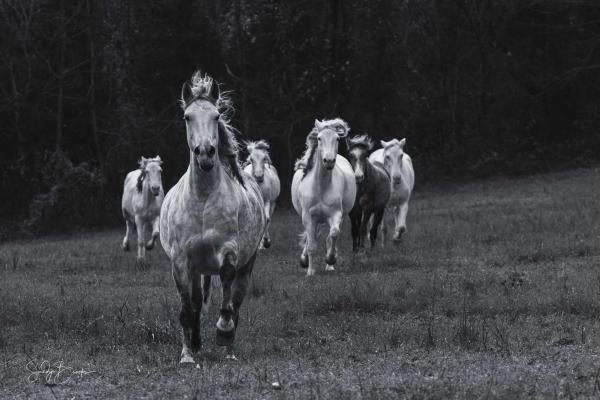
[
  {"left": 188, "top": 151, "right": 223, "bottom": 196},
  {"left": 359, "top": 159, "right": 376, "bottom": 192},
  {"left": 140, "top": 172, "right": 155, "bottom": 206}
]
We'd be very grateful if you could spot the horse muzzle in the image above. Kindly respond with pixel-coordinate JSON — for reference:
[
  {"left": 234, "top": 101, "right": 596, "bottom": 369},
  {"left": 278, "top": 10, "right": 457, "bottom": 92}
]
[
  {"left": 151, "top": 186, "right": 160, "bottom": 196},
  {"left": 355, "top": 174, "right": 364, "bottom": 184},
  {"left": 199, "top": 158, "right": 214, "bottom": 171},
  {"left": 323, "top": 158, "right": 335, "bottom": 170},
  {"left": 392, "top": 176, "right": 402, "bottom": 185},
  {"left": 254, "top": 175, "right": 264, "bottom": 183}
]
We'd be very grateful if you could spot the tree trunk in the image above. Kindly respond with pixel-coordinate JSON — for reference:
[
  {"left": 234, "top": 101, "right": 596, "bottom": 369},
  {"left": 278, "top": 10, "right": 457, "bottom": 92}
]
[{"left": 87, "top": 0, "right": 103, "bottom": 171}]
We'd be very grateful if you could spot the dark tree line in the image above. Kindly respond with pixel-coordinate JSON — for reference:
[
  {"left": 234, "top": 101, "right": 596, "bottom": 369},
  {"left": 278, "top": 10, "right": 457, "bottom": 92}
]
[{"left": 1, "top": 0, "right": 599, "bottom": 235}]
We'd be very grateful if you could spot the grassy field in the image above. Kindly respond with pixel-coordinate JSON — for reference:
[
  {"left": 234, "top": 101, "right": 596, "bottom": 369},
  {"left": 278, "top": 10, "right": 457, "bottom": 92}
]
[{"left": 2, "top": 168, "right": 600, "bottom": 399}]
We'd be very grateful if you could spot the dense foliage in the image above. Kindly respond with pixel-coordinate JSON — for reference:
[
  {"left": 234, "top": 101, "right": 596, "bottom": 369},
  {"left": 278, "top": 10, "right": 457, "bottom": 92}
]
[{"left": 1, "top": 0, "right": 599, "bottom": 233}]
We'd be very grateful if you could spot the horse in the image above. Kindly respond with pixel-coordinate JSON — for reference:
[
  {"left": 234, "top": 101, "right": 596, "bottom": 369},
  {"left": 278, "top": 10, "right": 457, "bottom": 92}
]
[
  {"left": 368, "top": 138, "right": 415, "bottom": 242},
  {"left": 160, "top": 72, "right": 266, "bottom": 364},
  {"left": 291, "top": 118, "right": 356, "bottom": 276},
  {"left": 121, "top": 156, "right": 164, "bottom": 264},
  {"left": 347, "top": 135, "right": 391, "bottom": 251},
  {"left": 243, "top": 140, "right": 280, "bottom": 249}
]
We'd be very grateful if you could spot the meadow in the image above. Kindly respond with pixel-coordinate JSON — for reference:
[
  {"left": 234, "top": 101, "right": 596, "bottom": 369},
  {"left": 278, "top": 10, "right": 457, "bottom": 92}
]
[{"left": 2, "top": 168, "right": 600, "bottom": 399}]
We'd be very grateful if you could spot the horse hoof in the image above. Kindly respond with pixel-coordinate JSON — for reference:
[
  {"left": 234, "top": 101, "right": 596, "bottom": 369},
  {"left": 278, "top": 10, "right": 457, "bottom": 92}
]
[
  {"left": 216, "top": 328, "right": 235, "bottom": 346},
  {"left": 136, "top": 257, "right": 148, "bottom": 269},
  {"left": 263, "top": 238, "right": 271, "bottom": 248},
  {"left": 122, "top": 242, "right": 130, "bottom": 251},
  {"left": 325, "top": 264, "right": 335, "bottom": 271},
  {"left": 306, "top": 268, "right": 316, "bottom": 277},
  {"left": 326, "top": 254, "right": 336, "bottom": 265},
  {"left": 299, "top": 254, "right": 308, "bottom": 269},
  {"left": 145, "top": 242, "right": 155, "bottom": 250}
]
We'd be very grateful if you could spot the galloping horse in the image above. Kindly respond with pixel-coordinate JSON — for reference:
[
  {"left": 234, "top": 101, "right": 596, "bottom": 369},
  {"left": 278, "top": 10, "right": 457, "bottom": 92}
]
[
  {"left": 291, "top": 118, "right": 356, "bottom": 276},
  {"left": 369, "top": 138, "right": 415, "bottom": 242},
  {"left": 243, "top": 140, "right": 280, "bottom": 249},
  {"left": 121, "top": 156, "right": 164, "bottom": 263},
  {"left": 160, "top": 72, "right": 266, "bottom": 364},
  {"left": 347, "top": 135, "right": 391, "bottom": 251}
]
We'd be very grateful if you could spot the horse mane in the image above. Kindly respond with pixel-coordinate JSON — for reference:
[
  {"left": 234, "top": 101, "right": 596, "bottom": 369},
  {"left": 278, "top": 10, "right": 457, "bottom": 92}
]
[
  {"left": 295, "top": 118, "right": 350, "bottom": 177},
  {"left": 136, "top": 156, "right": 162, "bottom": 193},
  {"left": 347, "top": 134, "right": 374, "bottom": 151},
  {"left": 181, "top": 71, "right": 245, "bottom": 186},
  {"left": 243, "top": 140, "right": 272, "bottom": 167}
]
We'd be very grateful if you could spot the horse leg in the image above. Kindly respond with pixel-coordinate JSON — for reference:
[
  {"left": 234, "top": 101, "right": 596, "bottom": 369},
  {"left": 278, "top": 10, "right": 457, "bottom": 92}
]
[
  {"left": 360, "top": 208, "right": 372, "bottom": 251},
  {"left": 394, "top": 201, "right": 409, "bottom": 241},
  {"left": 173, "top": 263, "right": 195, "bottom": 364},
  {"left": 134, "top": 215, "right": 146, "bottom": 263},
  {"left": 216, "top": 262, "right": 236, "bottom": 346},
  {"left": 146, "top": 216, "right": 160, "bottom": 250},
  {"left": 261, "top": 202, "right": 271, "bottom": 249},
  {"left": 225, "top": 253, "right": 256, "bottom": 358},
  {"left": 370, "top": 208, "right": 385, "bottom": 248},
  {"left": 201, "top": 275, "right": 211, "bottom": 318},
  {"left": 349, "top": 206, "right": 361, "bottom": 252},
  {"left": 325, "top": 211, "right": 342, "bottom": 271},
  {"left": 304, "top": 217, "right": 318, "bottom": 276},
  {"left": 122, "top": 218, "right": 134, "bottom": 251}
]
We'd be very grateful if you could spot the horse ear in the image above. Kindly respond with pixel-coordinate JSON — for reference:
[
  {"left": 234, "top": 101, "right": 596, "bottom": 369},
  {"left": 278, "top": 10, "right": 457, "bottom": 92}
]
[
  {"left": 314, "top": 119, "right": 323, "bottom": 130},
  {"left": 181, "top": 81, "right": 193, "bottom": 107},
  {"left": 155, "top": 155, "right": 162, "bottom": 164},
  {"left": 399, "top": 138, "right": 406, "bottom": 148},
  {"left": 380, "top": 140, "right": 389, "bottom": 148}
]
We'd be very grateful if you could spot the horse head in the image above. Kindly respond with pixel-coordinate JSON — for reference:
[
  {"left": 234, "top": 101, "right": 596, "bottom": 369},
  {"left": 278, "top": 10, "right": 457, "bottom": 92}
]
[
  {"left": 138, "top": 156, "right": 163, "bottom": 196},
  {"left": 244, "top": 140, "right": 271, "bottom": 183},
  {"left": 347, "top": 135, "right": 374, "bottom": 184},
  {"left": 381, "top": 138, "right": 406, "bottom": 185},
  {"left": 310, "top": 118, "right": 349, "bottom": 170}
]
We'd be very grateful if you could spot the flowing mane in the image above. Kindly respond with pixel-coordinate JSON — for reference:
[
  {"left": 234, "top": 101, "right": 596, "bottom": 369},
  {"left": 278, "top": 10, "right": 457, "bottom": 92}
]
[
  {"left": 243, "top": 140, "right": 272, "bottom": 167},
  {"left": 295, "top": 118, "right": 350, "bottom": 176},
  {"left": 347, "top": 134, "right": 374, "bottom": 151},
  {"left": 181, "top": 71, "right": 245, "bottom": 186}
]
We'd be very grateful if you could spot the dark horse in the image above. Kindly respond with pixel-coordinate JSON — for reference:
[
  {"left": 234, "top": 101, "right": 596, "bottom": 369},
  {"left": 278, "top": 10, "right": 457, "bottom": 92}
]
[{"left": 347, "top": 135, "right": 391, "bottom": 251}]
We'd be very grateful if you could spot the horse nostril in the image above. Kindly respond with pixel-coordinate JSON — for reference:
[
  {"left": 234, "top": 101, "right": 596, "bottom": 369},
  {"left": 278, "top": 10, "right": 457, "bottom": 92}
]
[
  {"left": 207, "top": 145, "right": 216, "bottom": 157},
  {"left": 193, "top": 146, "right": 200, "bottom": 156}
]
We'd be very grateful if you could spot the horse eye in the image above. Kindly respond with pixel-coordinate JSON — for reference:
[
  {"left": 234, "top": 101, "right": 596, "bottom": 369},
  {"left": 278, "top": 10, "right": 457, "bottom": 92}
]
[
  {"left": 183, "top": 115, "right": 189, "bottom": 121},
  {"left": 215, "top": 114, "right": 220, "bottom": 121}
]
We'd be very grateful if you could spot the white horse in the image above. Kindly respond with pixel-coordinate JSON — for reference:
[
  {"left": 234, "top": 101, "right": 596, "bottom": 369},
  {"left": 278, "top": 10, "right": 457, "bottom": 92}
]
[
  {"left": 160, "top": 72, "right": 266, "bottom": 364},
  {"left": 369, "top": 138, "right": 415, "bottom": 242},
  {"left": 243, "top": 140, "right": 280, "bottom": 249},
  {"left": 291, "top": 118, "right": 356, "bottom": 276},
  {"left": 121, "top": 156, "right": 164, "bottom": 263}
]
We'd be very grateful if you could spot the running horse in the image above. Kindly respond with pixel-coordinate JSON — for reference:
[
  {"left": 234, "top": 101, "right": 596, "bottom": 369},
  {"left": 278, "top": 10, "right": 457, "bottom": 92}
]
[
  {"left": 369, "top": 138, "right": 415, "bottom": 242},
  {"left": 243, "top": 140, "right": 280, "bottom": 249},
  {"left": 347, "top": 135, "right": 391, "bottom": 251},
  {"left": 121, "top": 156, "right": 164, "bottom": 264},
  {"left": 291, "top": 118, "right": 356, "bottom": 276},
  {"left": 160, "top": 72, "right": 266, "bottom": 363}
]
